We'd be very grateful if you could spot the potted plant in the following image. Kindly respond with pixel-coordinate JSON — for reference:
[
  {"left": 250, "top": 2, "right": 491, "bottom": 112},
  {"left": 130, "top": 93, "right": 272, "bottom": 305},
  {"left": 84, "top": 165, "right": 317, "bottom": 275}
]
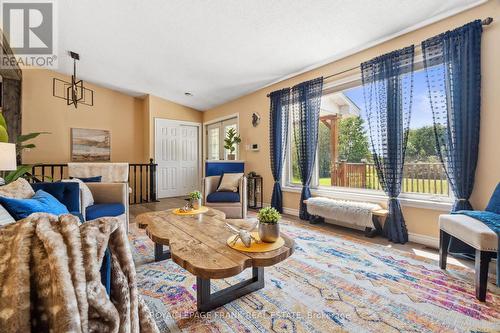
[
  {"left": 0, "top": 111, "right": 48, "bottom": 184},
  {"left": 257, "top": 207, "right": 281, "bottom": 243},
  {"left": 189, "top": 191, "right": 202, "bottom": 210},
  {"left": 224, "top": 128, "right": 241, "bottom": 160}
]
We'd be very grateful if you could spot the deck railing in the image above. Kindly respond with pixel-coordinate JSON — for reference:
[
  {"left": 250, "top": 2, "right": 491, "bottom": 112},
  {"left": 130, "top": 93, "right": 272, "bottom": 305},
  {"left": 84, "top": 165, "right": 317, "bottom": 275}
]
[
  {"left": 29, "top": 159, "right": 158, "bottom": 204},
  {"left": 329, "top": 162, "right": 449, "bottom": 196}
]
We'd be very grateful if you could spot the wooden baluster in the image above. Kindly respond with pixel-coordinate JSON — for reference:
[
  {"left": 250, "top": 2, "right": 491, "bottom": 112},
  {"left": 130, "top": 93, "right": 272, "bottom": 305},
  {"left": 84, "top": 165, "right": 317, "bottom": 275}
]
[
  {"left": 410, "top": 165, "right": 414, "bottom": 193},
  {"left": 140, "top": 165, "right": 143, "bottom": 203},
  {"left": 149, "top": 158, "right": 157, "bottom": 202},
  {"left": 134, "top": 165, "right": 137, "bottom": 204},
  {"left": 341, "top": 161, "right": 347, "bottom": 187},
  {"left": 146, "top": 166, "right": 149, "bottom": 202},
  {"left": 433, "top": 164, "right": 437, "bottom": 195},
  {"left": 128, "top": 165, "right": 132, "bottom": 205}
]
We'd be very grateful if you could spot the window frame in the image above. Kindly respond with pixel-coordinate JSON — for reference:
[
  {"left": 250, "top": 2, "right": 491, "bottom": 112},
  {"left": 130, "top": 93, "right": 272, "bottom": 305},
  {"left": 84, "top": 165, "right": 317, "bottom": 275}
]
[
  {"left": 204, "top": 115, "right": 239, "bottom": 161},
  {"left": 282, "top": 66, "right": 454, "bottom": 210}
]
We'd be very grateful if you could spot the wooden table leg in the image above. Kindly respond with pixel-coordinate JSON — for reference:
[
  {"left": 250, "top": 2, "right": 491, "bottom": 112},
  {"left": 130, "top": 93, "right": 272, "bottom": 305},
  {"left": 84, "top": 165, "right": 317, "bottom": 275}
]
[
  {"left": 197, "top": 267, "right": 265, "bottom": 312},
  {"left": 154, "top": 243, "right": 171, "bottom": 261}
]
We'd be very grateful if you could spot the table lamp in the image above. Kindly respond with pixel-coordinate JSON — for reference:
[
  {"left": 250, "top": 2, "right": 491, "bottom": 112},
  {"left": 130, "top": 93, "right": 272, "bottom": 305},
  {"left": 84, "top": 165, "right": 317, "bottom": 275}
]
[{"left": 0, "top": 142, "right": 17, "bottom": 185}]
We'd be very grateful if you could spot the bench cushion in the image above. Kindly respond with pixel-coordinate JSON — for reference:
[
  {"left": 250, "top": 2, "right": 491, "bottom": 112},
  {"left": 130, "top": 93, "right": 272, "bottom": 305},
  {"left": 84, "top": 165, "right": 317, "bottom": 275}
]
[
  {"left": 439, "top": 214, "right": 497, "bottom": 251},
  {"left": 207, "top": 191, "right": 240, "bottom": 203},
  {"left": 86, "top": 203, "right": 125, "bottom": 220}
]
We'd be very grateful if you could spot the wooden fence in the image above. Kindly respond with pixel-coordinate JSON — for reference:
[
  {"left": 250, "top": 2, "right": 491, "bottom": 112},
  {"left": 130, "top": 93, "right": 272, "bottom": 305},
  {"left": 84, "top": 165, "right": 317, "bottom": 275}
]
[{"left": 330, "top": 162, "right": 449, "bottom": 195}]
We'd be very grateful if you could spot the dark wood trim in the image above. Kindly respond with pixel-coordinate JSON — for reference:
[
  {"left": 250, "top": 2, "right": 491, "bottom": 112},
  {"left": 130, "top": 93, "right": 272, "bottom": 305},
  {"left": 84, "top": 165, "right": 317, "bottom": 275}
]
[
  {"left": 439, "top": 230, "right": 451, "bottom": 269},
  {"left": 309, "top": 215, "right": 324, "bottom": 225},
  {"left": 154, "top": 243, "right": 171, "bottom": 261},
  {"left": 475, "top": 249, "right": 492, "bottom": 302},
  {"left": 196, "top": 267, "right": 265, "bottom": 312}
]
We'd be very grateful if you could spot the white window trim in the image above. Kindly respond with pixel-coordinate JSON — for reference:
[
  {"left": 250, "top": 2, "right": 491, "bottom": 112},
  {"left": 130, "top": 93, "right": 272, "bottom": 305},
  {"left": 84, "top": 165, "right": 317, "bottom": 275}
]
[
  {"left": 283, "top": 62, "right": 454, "bottom": 212},
  {"left": 203, "top": 113, "right": 240, "bottom": 161},
  {"left": 281, "top": 183, "right": 453, "bottom": 211}
]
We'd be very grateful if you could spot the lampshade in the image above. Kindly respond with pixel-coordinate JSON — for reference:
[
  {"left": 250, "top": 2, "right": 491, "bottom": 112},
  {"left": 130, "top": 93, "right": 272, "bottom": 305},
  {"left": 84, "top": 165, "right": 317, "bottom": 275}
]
[{"left": 0, "top": 142, "right": 17, "bottom": 171}]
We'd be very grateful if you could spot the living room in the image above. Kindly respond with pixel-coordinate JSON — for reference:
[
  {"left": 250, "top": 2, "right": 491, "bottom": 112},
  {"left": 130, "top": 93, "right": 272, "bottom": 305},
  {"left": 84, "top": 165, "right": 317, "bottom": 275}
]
[{"left": 0, "top": 1, "right": 499, "bottom": 332}]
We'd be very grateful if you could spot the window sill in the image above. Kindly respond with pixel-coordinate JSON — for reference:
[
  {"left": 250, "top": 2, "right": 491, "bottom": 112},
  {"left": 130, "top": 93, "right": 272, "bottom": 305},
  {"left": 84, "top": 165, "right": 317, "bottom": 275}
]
[{"left": 281, "top": 185, "right": 453, "bottom": 211}]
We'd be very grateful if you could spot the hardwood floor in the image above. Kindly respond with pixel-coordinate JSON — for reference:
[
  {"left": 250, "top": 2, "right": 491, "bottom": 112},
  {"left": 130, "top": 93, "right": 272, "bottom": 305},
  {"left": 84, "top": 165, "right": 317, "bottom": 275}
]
[{"left": 129, "top": 198, "right": 481, "bottom": 271}]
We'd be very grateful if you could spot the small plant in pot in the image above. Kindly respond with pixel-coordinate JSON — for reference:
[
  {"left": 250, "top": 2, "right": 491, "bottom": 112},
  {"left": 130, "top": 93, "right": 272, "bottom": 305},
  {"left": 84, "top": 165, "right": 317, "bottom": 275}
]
[
  {"left": 224, "top": 128, "right": 241, "bottom": 160},
  {"left": 257, "top": 207, "right": 281, "bottom": 243},
  {"left": 189, "top": 191, "right": 202, "bottom": 210}
]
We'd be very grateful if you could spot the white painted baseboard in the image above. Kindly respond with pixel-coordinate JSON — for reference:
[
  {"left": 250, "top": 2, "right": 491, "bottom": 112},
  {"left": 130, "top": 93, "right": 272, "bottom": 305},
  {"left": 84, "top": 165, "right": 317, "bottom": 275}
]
[
  {"left": 261, "top": 202, "right": 439, "bottom": 249},
  {"left": 408, "top": 233, "right": 439, "bottom": 249}
]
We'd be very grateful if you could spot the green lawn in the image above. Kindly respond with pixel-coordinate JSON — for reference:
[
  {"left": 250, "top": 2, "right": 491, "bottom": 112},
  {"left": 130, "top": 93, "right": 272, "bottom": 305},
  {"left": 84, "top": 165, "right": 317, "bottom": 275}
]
[{"left": 292, "top": 177, "right": 449, "bottom": 195}]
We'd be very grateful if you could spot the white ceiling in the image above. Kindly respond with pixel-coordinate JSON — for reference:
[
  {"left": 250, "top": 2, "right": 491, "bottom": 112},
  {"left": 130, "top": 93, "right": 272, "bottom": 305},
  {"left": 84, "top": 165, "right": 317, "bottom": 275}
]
[{"left": 56, "top": 0, "right": 485, "bottom": 110}]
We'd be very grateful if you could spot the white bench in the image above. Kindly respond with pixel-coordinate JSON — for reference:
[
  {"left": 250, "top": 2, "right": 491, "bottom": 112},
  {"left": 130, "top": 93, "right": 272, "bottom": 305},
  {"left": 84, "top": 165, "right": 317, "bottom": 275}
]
[{"left": 304, "top": 198, "right": 388, "bottom": 237}]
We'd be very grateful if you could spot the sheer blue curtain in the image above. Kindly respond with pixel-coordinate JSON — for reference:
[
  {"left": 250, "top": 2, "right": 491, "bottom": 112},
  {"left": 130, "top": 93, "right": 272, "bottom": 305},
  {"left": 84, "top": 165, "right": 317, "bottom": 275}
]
[
  {"left": 361, "top": 46, "right": 415, "bottom": 244},
  {"left": 291, "top": 77, "right": 323, "bottom": 220},
  {"left": 269, "top": 88, "right": 291, "bottom": 213},
  {"left": 422, "top": 20, "right": 482, "bottom": 254}
]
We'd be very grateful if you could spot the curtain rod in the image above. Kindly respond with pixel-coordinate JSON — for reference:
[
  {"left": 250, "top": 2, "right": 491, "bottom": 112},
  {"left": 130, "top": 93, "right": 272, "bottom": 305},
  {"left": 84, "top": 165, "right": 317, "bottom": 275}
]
[{"left": 267, "top": 17, "right": 493, "bottom": 97}]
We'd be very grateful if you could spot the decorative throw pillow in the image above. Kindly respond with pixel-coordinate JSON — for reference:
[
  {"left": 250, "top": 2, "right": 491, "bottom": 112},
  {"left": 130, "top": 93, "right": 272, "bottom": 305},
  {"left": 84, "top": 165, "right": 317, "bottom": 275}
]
[
  {"left": 70, "top": 176, "right": 102, "bottom": 183},
  {"left": 62, "top": 178, "right": 94, "bottom": 209},
  {"left": 217, "top": 173, "right": 243, "bottom": 192},
  {"left": 0, "top": 190, "right": 69, "bottom": 220},
  {"left": 0, "top": 177, "right": 35, "bottom": 199},
  {"left": 0, "top": 205, "right": 15, "bottom": 226}
]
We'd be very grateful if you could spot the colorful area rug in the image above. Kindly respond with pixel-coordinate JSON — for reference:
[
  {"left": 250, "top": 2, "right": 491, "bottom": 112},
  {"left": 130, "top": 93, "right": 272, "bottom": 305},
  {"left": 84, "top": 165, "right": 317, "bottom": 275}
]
[{"left": 130, "top": 217, "right": 500, "bottom": 332}]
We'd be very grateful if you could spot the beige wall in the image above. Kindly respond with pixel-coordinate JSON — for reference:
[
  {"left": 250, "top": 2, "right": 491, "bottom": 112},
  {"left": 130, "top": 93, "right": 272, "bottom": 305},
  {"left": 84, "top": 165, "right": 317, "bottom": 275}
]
[
  {"left": 22, "top": 69, "right": 146, "bottom": 163},
  {"left": 21, "top": 69, "right": 204, "bottom": 164},
  {"left": 144, "top": 94, "right": 202, "bottom": 158},
  {"left": 203, "top": 1, "right": 500, "bottom": 240}
]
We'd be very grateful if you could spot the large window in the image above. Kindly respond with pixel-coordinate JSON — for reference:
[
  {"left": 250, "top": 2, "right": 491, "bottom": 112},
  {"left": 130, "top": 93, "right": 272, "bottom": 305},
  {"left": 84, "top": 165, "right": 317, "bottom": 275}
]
[{"left": 287, "top": 69, "right": 449, "bottom": 197}]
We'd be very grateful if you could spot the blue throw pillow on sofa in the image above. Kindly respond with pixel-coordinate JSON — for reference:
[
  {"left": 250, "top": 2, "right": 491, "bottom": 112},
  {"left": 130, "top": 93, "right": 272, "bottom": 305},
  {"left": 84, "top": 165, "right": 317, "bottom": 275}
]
[
  {"left": 0, "top": 190, "right": 69, "bottom": 220},
  {"left": 71, "top": 176, "right": 102, "bottom": 183}
]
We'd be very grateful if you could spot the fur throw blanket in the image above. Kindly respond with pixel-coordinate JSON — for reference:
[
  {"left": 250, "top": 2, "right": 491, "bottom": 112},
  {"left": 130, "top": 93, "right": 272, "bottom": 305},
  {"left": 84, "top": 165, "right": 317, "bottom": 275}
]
[
  {"left": 305, "top": 197, "right": 382, "bottom": 228},
  {"left": 0, "top": 213, "right": 158, "bottom": 333}
]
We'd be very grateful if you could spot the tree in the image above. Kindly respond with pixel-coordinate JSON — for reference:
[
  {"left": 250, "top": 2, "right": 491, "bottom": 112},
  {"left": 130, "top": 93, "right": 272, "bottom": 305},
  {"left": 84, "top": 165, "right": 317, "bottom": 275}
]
[
  {"left": 338, "top": 116, "right": 371, "bottom": 163},
  {"left": 405, "top": 125, "right": 444, "bottom": 162},
  {"left": 317, "top": 121, "right": 331, "bottom": 178}
]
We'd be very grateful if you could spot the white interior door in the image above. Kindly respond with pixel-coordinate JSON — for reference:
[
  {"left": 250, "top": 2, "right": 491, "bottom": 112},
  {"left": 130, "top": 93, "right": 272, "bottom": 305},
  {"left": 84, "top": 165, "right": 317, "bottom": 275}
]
[{"left": 155, "top": 119, "right": 200, "bottom": 198}]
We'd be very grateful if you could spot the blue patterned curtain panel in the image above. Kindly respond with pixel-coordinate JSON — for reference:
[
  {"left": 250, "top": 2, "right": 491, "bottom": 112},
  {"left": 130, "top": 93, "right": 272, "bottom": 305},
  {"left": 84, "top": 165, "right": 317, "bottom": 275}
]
[
  {"left": 422, "top": 20, "right": 482, "bottom": 254},
  {"left": 361, "top": 46, "right": 415, "bottom": 244},
  {"left": 269, "top": 88, "right": 291, "bottom": 213},
  {"left": 291, "top": 77, "right": 323, "bottom": 220}
]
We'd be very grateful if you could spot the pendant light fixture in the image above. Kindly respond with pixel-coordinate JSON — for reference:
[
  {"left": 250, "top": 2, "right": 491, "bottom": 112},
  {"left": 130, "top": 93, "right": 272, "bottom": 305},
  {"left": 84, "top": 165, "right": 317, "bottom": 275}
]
[{"left": 52, "top": 51, "right": 94, "bottom": 108}]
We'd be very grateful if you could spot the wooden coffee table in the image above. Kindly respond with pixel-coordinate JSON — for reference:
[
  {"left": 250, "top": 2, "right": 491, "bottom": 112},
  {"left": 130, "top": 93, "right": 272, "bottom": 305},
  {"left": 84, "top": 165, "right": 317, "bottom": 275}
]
[{"left": 136, "top": 208, "right": 294, "bottom": 312}]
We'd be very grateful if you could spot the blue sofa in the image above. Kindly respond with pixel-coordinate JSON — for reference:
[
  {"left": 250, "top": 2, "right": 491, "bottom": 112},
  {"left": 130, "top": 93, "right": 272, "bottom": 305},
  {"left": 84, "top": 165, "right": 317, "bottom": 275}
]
[
  {"left": 31, "top": 182, "right": 126, "bottom": 223},
  {"left": 31, "top": 182, "right": 127, "bottom": 293}
]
